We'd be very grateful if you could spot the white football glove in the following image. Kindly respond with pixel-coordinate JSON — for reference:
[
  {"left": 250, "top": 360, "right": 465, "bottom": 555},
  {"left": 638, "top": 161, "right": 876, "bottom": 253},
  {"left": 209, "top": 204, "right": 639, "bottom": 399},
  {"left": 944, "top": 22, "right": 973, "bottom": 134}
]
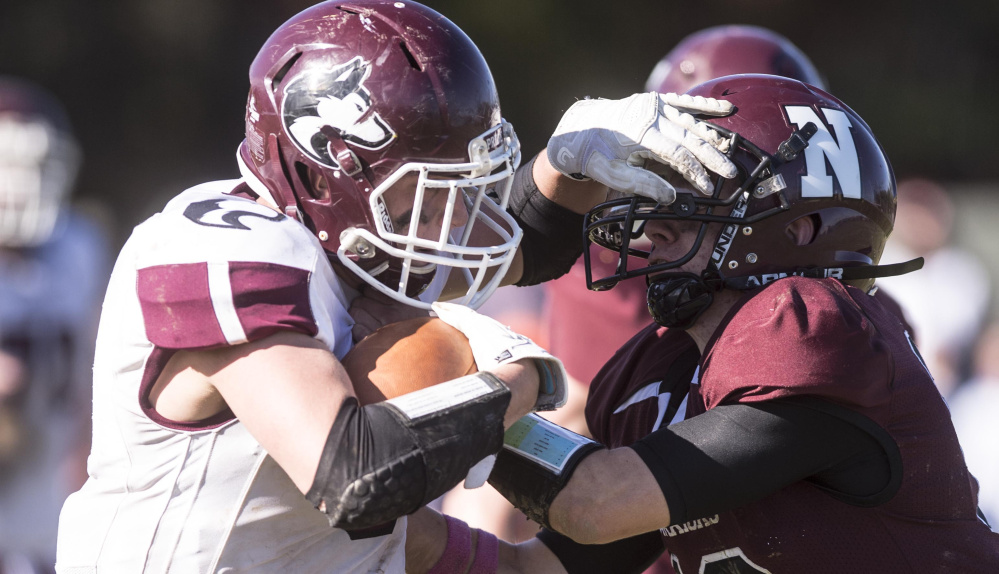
[
  {"left": 431, "top": 301, "right": 567, "bottom": 412},
  {"left": 547, "top": 92, "right": 738, "bottom": 203}
]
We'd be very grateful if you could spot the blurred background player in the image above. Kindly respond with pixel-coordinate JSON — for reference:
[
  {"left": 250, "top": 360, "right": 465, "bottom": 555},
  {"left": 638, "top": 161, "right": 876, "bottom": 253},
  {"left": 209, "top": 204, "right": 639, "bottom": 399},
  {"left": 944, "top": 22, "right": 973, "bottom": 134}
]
[
  {"left": 0, "top": 77, "right": 109, "bottom": 573},
  {"left": 949, "top": 320, "right": 999, "bottom": 526},
  {"left": 878, "top": 177, "right": 991, "bottom": 397},
  {"left": 441, "top": 24, "right": 839, "bottom": 549}
]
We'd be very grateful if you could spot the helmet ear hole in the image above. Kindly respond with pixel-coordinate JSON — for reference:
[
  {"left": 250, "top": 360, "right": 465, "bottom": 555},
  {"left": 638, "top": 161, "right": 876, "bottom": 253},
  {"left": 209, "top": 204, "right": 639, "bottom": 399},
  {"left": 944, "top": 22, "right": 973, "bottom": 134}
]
[
  {"left": 295, "top": 162, "right": 329, "bottom": 201},
  {"left": 785, "top": 213, "right": 820, "bottom": 247}
]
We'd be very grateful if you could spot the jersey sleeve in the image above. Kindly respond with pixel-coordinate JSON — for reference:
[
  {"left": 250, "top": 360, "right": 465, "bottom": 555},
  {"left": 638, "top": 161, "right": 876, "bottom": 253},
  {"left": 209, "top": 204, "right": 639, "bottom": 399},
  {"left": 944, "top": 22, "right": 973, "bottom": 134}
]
[
  {"left": 699, "top": 277, "right": 893, "bottom": 410},
  {"left": 132, "top": 187, "right": 334, "bottom": 351},
  {"left": 137, "top": 260, "right": 318, "bottom": 349}
]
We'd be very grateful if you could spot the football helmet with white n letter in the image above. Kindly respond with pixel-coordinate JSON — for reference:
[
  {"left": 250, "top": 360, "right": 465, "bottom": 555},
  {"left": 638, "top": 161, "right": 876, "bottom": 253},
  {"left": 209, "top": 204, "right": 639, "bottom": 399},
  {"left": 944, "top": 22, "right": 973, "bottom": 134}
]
[
  {"left": 584, "top": 75, "right": 921, "bottom": 328},
  {"left": 237, "top": 0, "right": 521, "bottom": 309}
]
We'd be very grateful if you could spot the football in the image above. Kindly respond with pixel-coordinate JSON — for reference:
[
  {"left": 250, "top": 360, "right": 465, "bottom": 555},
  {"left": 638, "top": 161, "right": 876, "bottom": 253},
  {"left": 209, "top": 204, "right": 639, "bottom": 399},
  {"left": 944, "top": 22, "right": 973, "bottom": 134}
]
[{"left": 342, "top": 316, "right": 477, "bottom": 405}]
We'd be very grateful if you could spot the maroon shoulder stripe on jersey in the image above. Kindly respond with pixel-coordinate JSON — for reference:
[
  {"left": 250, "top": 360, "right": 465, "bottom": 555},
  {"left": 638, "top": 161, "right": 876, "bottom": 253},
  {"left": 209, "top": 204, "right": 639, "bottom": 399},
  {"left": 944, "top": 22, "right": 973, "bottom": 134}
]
[
  {"left": 138, "top": 261, "right": 317, "bottom": 350},
  {"left": 230, "top": 261, "right": 319, "bottom": 340},
  {"left": 138, "top": 263, "right": 224, "bottom": 348}
]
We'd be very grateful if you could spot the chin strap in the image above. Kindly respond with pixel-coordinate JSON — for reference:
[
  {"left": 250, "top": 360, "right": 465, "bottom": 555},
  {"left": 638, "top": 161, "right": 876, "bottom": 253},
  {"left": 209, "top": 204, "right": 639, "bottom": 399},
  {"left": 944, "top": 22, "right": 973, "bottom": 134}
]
[
  {"left": 721, "top": 257, "right": 924, "bottom": 291},
  {"left": 264, "top": 134, "right": 303, "bottom": 223},
  {"left": 647, "top": 257, "right": 925, "bottom": 329}
]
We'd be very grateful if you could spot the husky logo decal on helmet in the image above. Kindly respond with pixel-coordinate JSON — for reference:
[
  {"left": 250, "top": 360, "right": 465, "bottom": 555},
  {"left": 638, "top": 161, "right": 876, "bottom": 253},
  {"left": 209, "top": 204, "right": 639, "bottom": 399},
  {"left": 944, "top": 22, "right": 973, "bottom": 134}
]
[
  {"left": 282, "top": 56, "right": 395, "bottom": 169},
  {"left": 237, "top": 1, "right": 522, "bottom": 310}
]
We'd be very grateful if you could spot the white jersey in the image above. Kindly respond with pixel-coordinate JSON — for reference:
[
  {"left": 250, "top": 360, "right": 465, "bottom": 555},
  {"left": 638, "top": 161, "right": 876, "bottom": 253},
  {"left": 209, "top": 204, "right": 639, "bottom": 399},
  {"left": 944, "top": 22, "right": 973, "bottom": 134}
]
[{"left": 56, "top": 180, "right": 409, "bottom": 573}]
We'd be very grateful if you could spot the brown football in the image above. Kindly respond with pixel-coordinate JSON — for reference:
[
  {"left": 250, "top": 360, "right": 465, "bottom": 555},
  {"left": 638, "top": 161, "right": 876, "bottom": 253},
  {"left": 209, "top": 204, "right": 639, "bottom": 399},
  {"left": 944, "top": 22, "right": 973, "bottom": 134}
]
[{"left": 341, "top": 316, "right": 477, "bottom": 405}]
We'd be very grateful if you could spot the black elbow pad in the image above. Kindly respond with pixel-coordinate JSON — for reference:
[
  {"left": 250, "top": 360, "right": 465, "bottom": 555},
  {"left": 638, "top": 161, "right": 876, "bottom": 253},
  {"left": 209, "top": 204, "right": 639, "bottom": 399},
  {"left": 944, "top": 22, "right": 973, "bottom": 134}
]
[{"left": 306, "top": 373, "right": 511, "bottom": 530}]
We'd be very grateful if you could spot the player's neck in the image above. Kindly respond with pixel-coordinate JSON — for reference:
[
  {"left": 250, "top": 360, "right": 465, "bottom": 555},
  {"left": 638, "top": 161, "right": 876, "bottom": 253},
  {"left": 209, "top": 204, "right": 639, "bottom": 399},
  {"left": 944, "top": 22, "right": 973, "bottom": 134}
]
[{"left": 686, "top": 288, "right": 741, "bottom": 353}]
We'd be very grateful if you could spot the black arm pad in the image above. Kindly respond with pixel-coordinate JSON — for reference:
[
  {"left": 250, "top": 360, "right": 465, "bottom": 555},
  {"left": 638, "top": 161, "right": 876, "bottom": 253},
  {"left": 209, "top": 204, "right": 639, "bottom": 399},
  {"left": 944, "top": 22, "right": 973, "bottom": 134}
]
[
  {"left": 306, "top": 373, "right": 511, "bottom": 530},
  {"left": 507, "top": 154, "right": 586, "bottom": 286},
  {"left": 487, "top": 414, "right": 602, "bottom": 529},
  {"left": 537, "top": 527, "right": 664, "bottom": 574},
  {"left": 630, "top": 397, "right": 900, "bottom": 526}
]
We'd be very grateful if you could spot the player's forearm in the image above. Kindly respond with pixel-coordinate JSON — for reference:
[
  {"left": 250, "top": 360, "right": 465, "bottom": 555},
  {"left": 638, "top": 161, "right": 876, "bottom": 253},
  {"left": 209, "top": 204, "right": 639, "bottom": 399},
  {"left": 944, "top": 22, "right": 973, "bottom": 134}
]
[
  {"left": 548, "top": 447, "right": 671, "bottom": 544},
  {"left": 405, "top": 507, "right": 449, "bottom": 574},
  {"left": 498, "top": 538, "right": 568, "bottom": 574},
  {"left": 489, "top": 360, "right": 541, "bottom": 428},
  {"left": 533, "top": 148, "right": 609, "bottom": 215},
  {"left": 487, "top": 416, "right": 671, "bottom": 546}
]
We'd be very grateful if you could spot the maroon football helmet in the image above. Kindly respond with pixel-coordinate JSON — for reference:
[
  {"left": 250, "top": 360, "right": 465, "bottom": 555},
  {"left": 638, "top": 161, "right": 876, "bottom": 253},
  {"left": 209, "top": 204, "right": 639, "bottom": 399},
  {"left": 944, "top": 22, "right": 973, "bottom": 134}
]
[
  {"left": 646, "top": 25, "right": 826, "bottom": 94},
  {"left": 555, "top": 26, "right": 830, "bottom": 334},
  {"left": 0, "top": 77, "right": 80, "bottom": 247},
  {"left": 237, "top": 1, "right": 521, "bottom": 308},
  {"left": 584, "top": 75, "right": 919, "bottom": 327}
]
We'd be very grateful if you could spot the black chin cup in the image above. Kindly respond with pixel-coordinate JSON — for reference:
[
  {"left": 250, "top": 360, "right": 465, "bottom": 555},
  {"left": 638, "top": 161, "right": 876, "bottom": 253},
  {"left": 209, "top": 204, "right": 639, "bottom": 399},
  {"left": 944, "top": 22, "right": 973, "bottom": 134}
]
[{"left": 647, "top": 273, "right": 716, "bottom": 330}]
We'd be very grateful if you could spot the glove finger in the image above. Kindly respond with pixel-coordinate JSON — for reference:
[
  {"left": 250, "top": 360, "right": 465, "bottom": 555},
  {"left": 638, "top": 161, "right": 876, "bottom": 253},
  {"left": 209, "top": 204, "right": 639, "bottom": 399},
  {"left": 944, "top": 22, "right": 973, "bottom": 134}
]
[
  {"left": 588, "top": 152, "right": 677, "bottom": 204},
  {"left": 678, "top": 129, "right": 738, "bottom": 181},
  {"left": 660, "top": 92, "right": 735, "bottom": 116},
  {"left": 633, "top": 130, "right": 716, "bottom": 194},
  {"left": 659, "top": 104, "right": 732, "bottom": 154}
]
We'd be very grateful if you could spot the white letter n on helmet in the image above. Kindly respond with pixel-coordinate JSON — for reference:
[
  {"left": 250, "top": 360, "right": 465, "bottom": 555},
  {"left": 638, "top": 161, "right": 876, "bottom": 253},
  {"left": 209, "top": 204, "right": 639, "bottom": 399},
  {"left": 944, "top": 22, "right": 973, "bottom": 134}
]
[{"left": 785, "top": 106, "right": 861, "bottom": 199}]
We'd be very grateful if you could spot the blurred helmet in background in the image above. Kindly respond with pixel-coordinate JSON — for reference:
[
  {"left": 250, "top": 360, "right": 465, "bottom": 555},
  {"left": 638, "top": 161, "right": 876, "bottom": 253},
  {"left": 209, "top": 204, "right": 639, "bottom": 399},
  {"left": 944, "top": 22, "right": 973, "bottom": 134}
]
[
  {"left": 0, "top": 77, "right": 80, "bottom": 247},
  {"left": 645, "top": 25, "right": 826, "bottom": 94}
]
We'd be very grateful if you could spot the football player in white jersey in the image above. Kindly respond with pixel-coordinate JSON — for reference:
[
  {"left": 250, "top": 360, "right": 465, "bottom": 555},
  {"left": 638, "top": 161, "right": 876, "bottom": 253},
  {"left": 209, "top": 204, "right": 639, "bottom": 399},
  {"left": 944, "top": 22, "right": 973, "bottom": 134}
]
[
  {"left": 0, "top": 77, "right": 109, "bottom": 573},
  {"left": 54, "top": 2, "right": 736, "bottom": 572}
]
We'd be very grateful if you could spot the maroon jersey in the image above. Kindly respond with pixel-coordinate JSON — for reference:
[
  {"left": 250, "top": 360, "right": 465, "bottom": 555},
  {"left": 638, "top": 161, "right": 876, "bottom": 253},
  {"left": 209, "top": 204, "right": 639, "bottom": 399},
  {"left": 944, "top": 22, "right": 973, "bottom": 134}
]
[
  {"left": 546, "top": 250, "right": 651, "bottom": 384},
  {"left": 586, "top": 323, "right": 698, "bottom": 449},
  {"left": 587, "top": 277, "right": 998, "bottom": 573}
]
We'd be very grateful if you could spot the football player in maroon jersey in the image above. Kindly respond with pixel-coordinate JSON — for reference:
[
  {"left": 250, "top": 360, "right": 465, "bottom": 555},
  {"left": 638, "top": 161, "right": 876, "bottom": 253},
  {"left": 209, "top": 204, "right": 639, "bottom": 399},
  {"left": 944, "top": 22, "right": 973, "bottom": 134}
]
[
  {"left": 546, "top": 26, "right": 829, "bottom": 403},
  {"left": 414, "top": 74, "right": 999, "bottom": 573},
  {"left": 547, "top": 25, "right": 910, "bottom": 451},
  {"left": 435, "top": 26, "right": 847, "bottom": 554}
]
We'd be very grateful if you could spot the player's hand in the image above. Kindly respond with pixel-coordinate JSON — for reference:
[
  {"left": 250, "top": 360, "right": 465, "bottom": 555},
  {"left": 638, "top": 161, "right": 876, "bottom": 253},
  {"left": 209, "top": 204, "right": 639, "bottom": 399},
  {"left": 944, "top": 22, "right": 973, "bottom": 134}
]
[
  {"left": 431, "top": 302, "right": 567, "bottom": 411},
  {"left": 348, "top": 286, "right": 431, "bottom": 343},
  {"left": 546, "top": 92, "right": 738, "bottom": 203}
]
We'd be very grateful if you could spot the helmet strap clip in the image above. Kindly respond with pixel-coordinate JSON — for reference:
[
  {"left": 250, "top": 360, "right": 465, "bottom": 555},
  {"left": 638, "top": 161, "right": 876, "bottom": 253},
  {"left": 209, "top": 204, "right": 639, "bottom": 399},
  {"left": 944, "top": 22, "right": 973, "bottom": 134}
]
[{"left": 322, "top": 126, "right": 362, "bottom": 176}]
